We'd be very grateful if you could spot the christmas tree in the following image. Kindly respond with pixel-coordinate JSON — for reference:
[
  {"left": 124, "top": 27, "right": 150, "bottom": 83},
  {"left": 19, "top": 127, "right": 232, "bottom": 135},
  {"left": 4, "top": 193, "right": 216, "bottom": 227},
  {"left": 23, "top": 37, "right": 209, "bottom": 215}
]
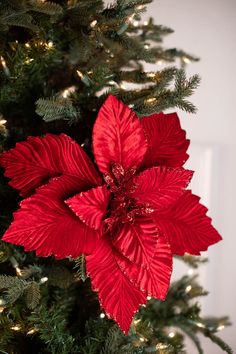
[{"left": 0, "top": 1, "right": 232, "bottom": 353}]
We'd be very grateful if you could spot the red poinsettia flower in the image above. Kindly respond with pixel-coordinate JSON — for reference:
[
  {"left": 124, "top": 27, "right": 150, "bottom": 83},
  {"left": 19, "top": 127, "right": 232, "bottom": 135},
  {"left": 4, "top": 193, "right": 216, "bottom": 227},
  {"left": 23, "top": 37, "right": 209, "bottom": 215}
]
[{"left": 0, "top": 95, "right": 221, "bottom": 333}]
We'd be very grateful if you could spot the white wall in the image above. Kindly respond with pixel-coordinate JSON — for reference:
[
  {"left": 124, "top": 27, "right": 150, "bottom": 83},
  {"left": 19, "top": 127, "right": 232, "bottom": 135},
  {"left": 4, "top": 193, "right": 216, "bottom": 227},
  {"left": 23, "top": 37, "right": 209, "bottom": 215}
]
[{"left": 145, "top": 1, "right": 236, "bottom": 352}]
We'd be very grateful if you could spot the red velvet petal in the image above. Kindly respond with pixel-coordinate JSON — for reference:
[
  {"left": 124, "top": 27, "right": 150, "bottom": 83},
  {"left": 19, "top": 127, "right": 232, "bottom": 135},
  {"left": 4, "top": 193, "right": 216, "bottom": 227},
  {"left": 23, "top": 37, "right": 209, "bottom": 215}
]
[
  {"left": 0, "top": 134, "right": 101, "bottom": 197},
  {"left": 116, "top": 232, "right": 172, "bottom": 300},
  {"left": 2, "top": 176, "right": 99, "bottom": 258},
  {"left": 86, "top": 239, "right": 147, "bottom": 334},
  {"left": 153, "top": 191, "right": 222, "bottom": 256},
  {"left": 93, "top": 95, "right": 147, "bottom": 174},
  {"left": 112, "top": 217, "right": 159, "bottom": 267},
  {"left": 141, "top": 112, "right": 190, "bottom": 169},
  {"left": 66, "top": 185, "right": 110, "bottom": 230},
  {"left": 131, "top": 166, "right": 193, "bottom": 210}
]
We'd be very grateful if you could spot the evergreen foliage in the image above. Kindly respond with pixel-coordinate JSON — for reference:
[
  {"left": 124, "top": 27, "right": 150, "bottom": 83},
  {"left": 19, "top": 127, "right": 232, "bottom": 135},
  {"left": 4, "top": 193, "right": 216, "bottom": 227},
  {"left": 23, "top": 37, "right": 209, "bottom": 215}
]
[{"left": 0, "top": 0, "right": 231, "bottom": 353}]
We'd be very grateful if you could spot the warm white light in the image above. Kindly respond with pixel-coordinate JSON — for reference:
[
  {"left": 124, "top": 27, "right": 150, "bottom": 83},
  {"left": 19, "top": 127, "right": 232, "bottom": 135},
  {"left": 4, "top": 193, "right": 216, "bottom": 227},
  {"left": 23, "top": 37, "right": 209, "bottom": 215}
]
[
  {"left": 133, "top": 20, "right": 139, "bottom": 27},
  {"left": 185, "top": 285, "right": 192, "bottom": 293},
  {"left": 62, "top": 86, "right": 76, "bottom": 98},
  {"left": 147, "top": 72, "right": 155, "bottom": 78},
  {"left": 157, "top": 60, "right": 163, "bottom": 65},
  {"left": 137, "top": 5, "right": 145, "bottom": 10},
  {"left": 46, "top": 41, "right": 54, "bottom": 49},
  {"left": 16, "top": 266, "right": 22, "bottom": 276},
  {"left": 168, "top": 332, "right": 175, "bottom": 338},
  {"left": 0, "top": 299, "right": 6, "bottom": 306},
  {"left": 27, "top": 328, "right": 37, "bottom": 335},
  {"left": 139, "top": 337, "right": 145, "bottom": 342},
  {"left": 11, "top": 325, "right": 21, "bottom": 331},
  {"left": 0, "top": 56, "right": 6, "bottom": 67},
  {"left": 0, "top": 119, "right": 7, "bottom": 125},
  {"left": 196, "top": 322, "right": 205, "bottom": 328},
  {"left": 146, "top": 97, "right": 157, "bottom": 103},
  {"left": 188, "top": 268, "right": 194, "bottom": 276},
  {"left": 90, "top": 20, "right": 98, "bottom": 28},
  {"left": 76, "top": 70, "right": 84, "bottom": 78},
  {"left": 143, "top": 20, "right": 149, "bottom": 26},
  {"left": 217, "top": 325, "right": 225, "bottom": 331},
  {"left": 25, "top": 43, "right": 30, "bottom": 48},
  {"left": 183, "top": 57, "right": 190, "bottom": 64},
  {"left": 100, "top": 313, "right": 105, "bottom": 319},
  {"left": 156, "top": 343, "right": 168, "bottom": 349},
  {"left": 147, "top": 296, "right": 151, "bottom": 300},
  {"left": 0, "top": 306, "right": 5, "bottom": 313},
  {"left": 40, "top": 277, "right": 48, "bottom": 284},
  {"left": 24, "top": 58, "right": 34, "bottom": 65},
  {"left": 144, "top": 44, "right": 150, "bottom": 49},
  {"left": 128, "top": 14, "right": 135, "bottom": 23}
]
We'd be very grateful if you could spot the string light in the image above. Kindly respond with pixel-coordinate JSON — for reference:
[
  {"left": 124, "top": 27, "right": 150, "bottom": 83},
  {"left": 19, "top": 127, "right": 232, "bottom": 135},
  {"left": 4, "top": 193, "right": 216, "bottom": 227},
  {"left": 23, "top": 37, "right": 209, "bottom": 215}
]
[
  {"left": 100, "top": 312, "right": 105, "bottom": 319},
  {"left": 185, "top": 285, "right": 192, "bottom": 293},
  {"left": 133, "top": 319, "right": 141, "bottom": 325},
  {"left": 147, "top": 296, "right": 151, "bottom": 300},
  {"left": 11, "top": 325, "right": 21, "bottom": 331},
  {"left": 196, "top": 322, "right": 205, "bottom": 328},
  {"left": 168, "top": 331, "right": 175, "bottom": 338},
  {"left": 40, "top": 277, "right": 48, "bottom": 284},
  {"left": 146, "top": 72, "right": 155, "bottom": 78},
  {"left": 76, "top": 70, "right": 84, "bottom": 78},
  {"left": 183, "top": 57, "right": 190, "bottom": 64},
  {"left": 120, "top": 82, "right": 126, "bottom": 90},
  {"left": 137, "top": 5, "right": 145, "bottom": 10},
  {"left": 27, "top": 328, "right": 38, "bottom": 335},
  {"left": 0, "top": 306, "right": 5, "bottom": 313},
  {"left": 133, "top": 20, "right": 139, "bottom": 27},
  {"left": 0, "top": 299, "right": 6, "bottom": 306},
  {"left": 9, "top": 256, "right": 22, "bottom": 276},
  {"left": 146, "top": 97, "right": 157, "bottom": 103},
  {"left": 0, "top": 56, "right": 10, "bottom": 76},
  {"left": 156, "top": 343, "right": 169, "bottom": 350},
  {"left": 157, "top": 60, "right": 163, "bottom": 65},
  {"left": 90, "top": 20, "right": 97, "bottom": 28},
  {"left": 188, "top": 268, "right": 194, "bottom": 276},
  {"left": 24, "top": 58, "right": 34, "bottom": 65},
  {"left": 45, "top": 41, "right": 54, "bottom": 49},
  {"left": 217, "top": 324, "right": 225, "bottom": 331},
  {"left": 144, "top": 43, "right": 150, "bottom": 49},
  {"left": 62, "top": 86, "right": 76, "bottom": 98},
  {"left": 143, "top": 20, "right": 149, "bottom": 26},
  {"left": 1, "top": 56, "right": 6, "bottom": 67},
  {"left": 0, "top": 119, "right": 7, "bottom": 125},
  {"left": 139, "top": 336, "right": 146, "bottom": 342},
  {"left": 15, "top": 266, "right": 22, "bottom": 276},
  {"left": 25, "top": 43, "right": 30, "bottom": 48}
]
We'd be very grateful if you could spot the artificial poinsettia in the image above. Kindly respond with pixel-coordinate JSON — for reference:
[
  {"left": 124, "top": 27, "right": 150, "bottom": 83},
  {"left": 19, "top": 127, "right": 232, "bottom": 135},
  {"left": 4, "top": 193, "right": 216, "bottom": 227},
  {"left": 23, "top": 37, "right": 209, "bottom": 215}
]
[{"left": 0, "top": 95, "right": 221, "bottom": 333}]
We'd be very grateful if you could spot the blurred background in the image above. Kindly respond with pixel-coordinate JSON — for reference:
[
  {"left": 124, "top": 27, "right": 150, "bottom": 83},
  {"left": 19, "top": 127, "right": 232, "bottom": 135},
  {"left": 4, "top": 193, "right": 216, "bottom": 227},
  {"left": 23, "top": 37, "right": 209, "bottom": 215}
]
[{"left": 145, "top": 0, "right": 236, "bottom": 352}]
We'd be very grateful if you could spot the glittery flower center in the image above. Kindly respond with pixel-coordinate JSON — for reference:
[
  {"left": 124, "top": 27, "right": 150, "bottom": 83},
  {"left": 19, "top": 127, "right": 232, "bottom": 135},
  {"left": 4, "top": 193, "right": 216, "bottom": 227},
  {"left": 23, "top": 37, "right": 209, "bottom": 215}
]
[{"left": 103, "top": 164, "right": 154, "bottom": 232}]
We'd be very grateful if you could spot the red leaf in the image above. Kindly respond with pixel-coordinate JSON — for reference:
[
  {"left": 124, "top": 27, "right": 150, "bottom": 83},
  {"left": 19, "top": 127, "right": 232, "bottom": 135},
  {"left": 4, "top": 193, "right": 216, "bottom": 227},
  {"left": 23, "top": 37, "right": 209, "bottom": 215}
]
[
  {"left": 0, "top": 134, "right": 101, "bottom": 197},
  {"left": 2, "top": 176, "right": 99, "bottom": 258},
  {"left": 153, "top": 191, "right": 222, "bottom": 256},
  {"left": 112, "top": 217, "right": 159, "bottom": 267},
  {"left": 93, "top": 95, "right": 147, "bottom": 174},
  {"left": 141, "top": 112, "right": 190, "bottom": 169},
  {"left": 86, "top": 239, "right": 146, "bottom": 334},
  {"left": 66, "top": 185, "right": 110, "bottom": 230},
  {"left": 131, "top": 166, "right": 193, "bottom": 210},
  {"left": 116, "top": 232, "right": 172, "bottom": 300}
]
